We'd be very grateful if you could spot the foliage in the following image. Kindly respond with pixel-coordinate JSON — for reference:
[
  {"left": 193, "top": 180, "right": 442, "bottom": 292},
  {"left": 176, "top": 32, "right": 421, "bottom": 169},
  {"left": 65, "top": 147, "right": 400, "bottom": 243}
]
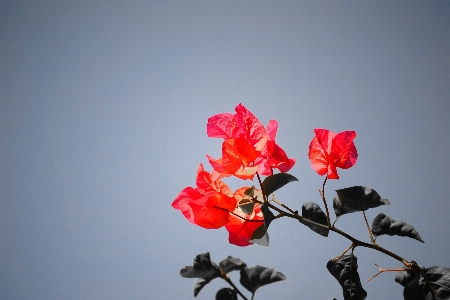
[{"left": 173, "top": 104, "right": 449, "bottom": 299}]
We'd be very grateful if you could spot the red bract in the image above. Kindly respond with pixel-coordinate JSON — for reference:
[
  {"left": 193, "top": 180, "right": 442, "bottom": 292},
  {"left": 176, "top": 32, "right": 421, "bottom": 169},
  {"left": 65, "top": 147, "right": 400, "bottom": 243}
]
[
  {"left": 256, "top": 120, "right": 296, "bottom": 175},
  {"left": 172, "top": 164, "right": 237, "bottom": 229},
  {"left": 225, "top": 187, "right": 264, "bottom": 246},
  {"left": 308, "top": 128, "right": 357, "bottom": 179},
  {"left": 206, "top": 137, "right": 259, "bottom": 180},
  {"left": 207, "top": 104, "right": 295, "bottom": 178}
]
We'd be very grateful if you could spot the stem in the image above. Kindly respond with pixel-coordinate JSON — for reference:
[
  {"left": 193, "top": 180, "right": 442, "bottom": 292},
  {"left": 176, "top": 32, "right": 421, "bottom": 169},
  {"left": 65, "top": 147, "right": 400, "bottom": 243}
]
[
  {"left": 256, "top": 173, "right": 267, "bottom": 202},
  {"left": 319, "top": 176, "right": 331, "bottom": 227},
  {"left": 362, "top": 211, "right": 376, "bottom": 245},
  {"left": 222, "top": 271, "right": 248, "bottom": 300}
]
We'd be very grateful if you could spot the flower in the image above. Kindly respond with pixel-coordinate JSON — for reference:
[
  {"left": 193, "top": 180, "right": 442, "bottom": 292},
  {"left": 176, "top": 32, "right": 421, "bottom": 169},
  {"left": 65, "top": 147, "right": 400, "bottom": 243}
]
[
  {"left": 172, "top": 164, "right": 237, "bottom": 229},
  {"left": 225, "top": 187, "right": 264, "bottom": 246},
  {"left": 308, "top": 128, "right": 357, "bottom": 179},
  {"left": 207, "top": 104, "right": 295, "bottom": 178}
]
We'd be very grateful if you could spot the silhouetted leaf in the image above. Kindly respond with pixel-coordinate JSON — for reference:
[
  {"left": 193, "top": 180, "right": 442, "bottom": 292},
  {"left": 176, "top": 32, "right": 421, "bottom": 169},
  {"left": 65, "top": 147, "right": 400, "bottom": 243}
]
[
  {"left": 261, "top": 202, "right": 275, "bottom": 229},
  {"left": 420, "top": 266, "right": 450, "bottom": 300},
  {"left": 244, "top": 186, "right": 255, "bottom": 196},
  {"left": 194, "top": 278, "right": 212, "bottom": 297},
  {"left": 219, "top": 256, "right": 247, "bottom": 273},
  {"left": 327, "top": 255, "right": 367, "bottom": 300},
  {"left": 238, "top": 198, "right": 255, "bottom": 214},
  {"left": 240, "top": 265, "right": 287, "bottom": 294},
  {"left": 216, "top": 288, "right": 237, "bottom": 300},
  {"left": 180, "top": 252, "right": 221, "bottom": 279},
  {"left": 372, "top": 213, "right": 424, "bottom": 243},
  {"left": 262, "top": 173, "right": 298, "bottom": 196},
  {"left": 302, "top": 202, "right": 329, "bottom": 237},
  {"left": 181, "top": 252, "right": 221, "bottom": 296},
  {"left": 333, "top": 186, "right": 390, "bottom": 217},
  {"left": 395, "top": 265, "right": 424, "bottom": 300},
  {"left": 249, "top": 225, "right": 269, "bottom": 247}
]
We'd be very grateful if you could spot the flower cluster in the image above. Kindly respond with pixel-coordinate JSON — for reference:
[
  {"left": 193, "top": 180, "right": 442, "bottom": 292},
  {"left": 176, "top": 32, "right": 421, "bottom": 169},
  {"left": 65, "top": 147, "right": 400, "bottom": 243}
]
[
  {"left": 172, "top": 104, "right": 358, "bottom": 247},
  {"left": 172, "top": 104, "right": 295, "bottom": 246}
]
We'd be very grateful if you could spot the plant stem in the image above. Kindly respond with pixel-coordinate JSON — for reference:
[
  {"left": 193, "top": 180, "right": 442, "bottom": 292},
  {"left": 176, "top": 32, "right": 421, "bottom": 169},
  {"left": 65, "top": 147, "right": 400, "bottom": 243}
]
[{"left": 222, "top": 272, "right": 248, "bottom": 300}]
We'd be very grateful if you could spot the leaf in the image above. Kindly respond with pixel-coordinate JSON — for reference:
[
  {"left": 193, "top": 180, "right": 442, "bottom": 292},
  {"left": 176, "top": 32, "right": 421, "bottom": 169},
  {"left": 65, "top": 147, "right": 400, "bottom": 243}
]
[
  {"left": 395, "top": 264, "right": 425, "bottom": 300},
  {"left": 302, "top": 202, "right": 329, "bottom": 237},
  {"left": 333, "top": 186, "right": 390, "bottom": 217},
  {"left": 193, "top": 278, "right": 212, "bottom": 297},
  {"left": 326, "top": 255, "right": 367, "bottom": 300},
  {"left": 216, "top": 288, "right": 238, "bottom": 300},
  {"left": 240, "top": 265, "right": 287, "bottom": 294},
  {"left": 244, "top": 186, "right": 255, "bottom": 196},
  {"left": 261, "top": 202, "right": 275, "bottom": 229},
  {"left": 371, "top": 213, "right": 424, "bottom": 243},
  {"left": 238, "top": 198, "right": 255, "bottom": 214},
  {"left": 249, "top": 231, "right": 269, "bottom": 247},
  {"left": 180, "top": 252, "right": 221, "bottom": 289},
  {"left": 262, "top": 173, "right": 298, "bottom": 196},
  {"left": 420, "top": 266, "right": 450, "bottom": 300},
  {"left": 219, "top": 256, "right": 247, "bottom": 273}
]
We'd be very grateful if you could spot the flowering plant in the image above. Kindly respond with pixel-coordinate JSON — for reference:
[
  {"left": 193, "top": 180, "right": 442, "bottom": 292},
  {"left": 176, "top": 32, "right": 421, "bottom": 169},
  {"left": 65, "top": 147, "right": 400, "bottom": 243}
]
[{"left": 173, "top": 104, "right": 449, "bottom": 300}]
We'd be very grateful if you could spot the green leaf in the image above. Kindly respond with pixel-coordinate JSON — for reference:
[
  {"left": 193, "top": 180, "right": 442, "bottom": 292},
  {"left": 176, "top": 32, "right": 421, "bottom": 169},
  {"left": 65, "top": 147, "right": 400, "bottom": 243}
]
[
  {"left": 327, "top": 255, "right": 367, "bottom": 300},
  {"left": 239, "top": 265, "right": 287, "bottom": 294},
  {"left": 216, "top": 288, "right": 238, "bottom": 300},
  {"left": 302, "top": 202, "right": 329, "bottom": 237},
  {"left": 333, "top": 186, "right": 390, "bottom": 217},
  {"left": 262, "top": 173, "right": 298, "bottom": 196},
  {"left": 219, "top": 256, "right": 247, "bottom": 273},
  {"left": 371, "top": 213, "right": 424, "bottom": 243}
]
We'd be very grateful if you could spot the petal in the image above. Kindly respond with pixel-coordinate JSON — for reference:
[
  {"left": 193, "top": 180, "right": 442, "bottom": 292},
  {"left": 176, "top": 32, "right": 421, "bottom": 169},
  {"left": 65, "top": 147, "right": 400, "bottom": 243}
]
[
  {"left": 235, "top": 104, "right": 268, "bottom": 152},
  {"left": 331, "top": 131, "right": 358, "bottom": 169},
  {"left": 196, "top": 164, "right": 233, "bottom": 196},
  {"left": 308, "top": 136, "right": 329, "bottom": 176},
  {"left": 207, "top": 113, "right": 238, "bottom": 139},
  {"left": 172, "top": 187, "right": 203, "bottom": 224},
  {"left": 225, "top": 205, "right": 264, "bottom": 246},
  {"left": 191, "top": 193, "right": 237, "bottom": 229}
]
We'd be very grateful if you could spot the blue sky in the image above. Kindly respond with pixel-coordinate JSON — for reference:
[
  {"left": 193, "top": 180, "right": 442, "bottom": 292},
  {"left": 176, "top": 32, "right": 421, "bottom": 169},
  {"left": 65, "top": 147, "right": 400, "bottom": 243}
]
[{"left": 1, "top": 1, "right": 449, "bottom": 299}]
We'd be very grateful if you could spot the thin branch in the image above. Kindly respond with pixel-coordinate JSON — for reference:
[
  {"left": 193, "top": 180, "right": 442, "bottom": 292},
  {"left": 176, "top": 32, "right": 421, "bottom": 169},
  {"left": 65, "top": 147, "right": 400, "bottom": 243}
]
[
  {"left": 221, "top": 271, "right": 248, "bottom": 300},
  {"left": 367, "top": 264, "right": 416, "bottom": 282},
  {"left": 362, "top": 211, "right": 376, "bottom": 245}
]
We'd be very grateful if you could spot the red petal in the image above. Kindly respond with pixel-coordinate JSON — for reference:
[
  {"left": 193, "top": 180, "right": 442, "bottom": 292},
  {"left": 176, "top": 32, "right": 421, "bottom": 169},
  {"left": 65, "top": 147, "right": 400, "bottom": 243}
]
[
  {"left": 172, "top": 187, "right": 203, "bottom": 224},
  {"left": 207, "top": 113, "right": 238, "bottom": 139},
  {"left": 235, "top": 104, "right": 268, "bottom": 152}
]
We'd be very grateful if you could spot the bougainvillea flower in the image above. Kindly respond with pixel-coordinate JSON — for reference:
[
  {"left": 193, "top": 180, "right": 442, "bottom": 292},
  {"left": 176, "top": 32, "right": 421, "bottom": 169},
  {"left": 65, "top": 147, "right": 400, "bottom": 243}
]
[
  {"left": 207, "top": 137, "right": 259, "bottom": 180},
  {"left": 207, "top": 103, "right": 268, "bottom": 152},
  {"left": 225, "top": 187, "right": 265, "bottom": 246},
  {"left": 255, "top": 120, "right": 296, "bottom": 175},
  {"left": 308, "top": 128, "right": 357, "bottom": 179},
  {"left": 172, "top": 164, "right": 237, "bottom": 229}
]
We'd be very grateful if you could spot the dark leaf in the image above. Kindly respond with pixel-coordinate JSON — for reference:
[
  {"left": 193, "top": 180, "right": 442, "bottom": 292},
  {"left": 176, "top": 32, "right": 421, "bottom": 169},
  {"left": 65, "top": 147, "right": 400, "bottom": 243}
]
[
  {"left": 249, "top": 225, "right": 270, "bottom": 247},
  {"left": 239, "top": 198, "right": 255, "bottom": 214},
  {"left": 240, "top": 265, "right": 287, "bottom": 294},
  {"left": 244, "top": 186, "right": 255, "bottom": 196},
  {"left": 261, "top": 202, "right": 275, "bottom": 229},
  {"left": 219, "top": 256, "right": 247, "bottom": 273},
  {"left": 395, "top": 264, "right": 425, "bottom": 300},
  {"left": 194, "top": 278, "right": 211, "bottom": 297},
  {"left": 302, "top": 202, "right": 329, "bottom": 237},
  {"left": 420, "top": 266, "right": 450, "bottom": 300},
  {"left": 262, "top": 173, "right": 298, "bottom": 196},
  {"left": 327, "top": 255, "right": 367, "bottom": 300},
  {"left": 372, "top": 213, "right": 424, "bottom": 243},
  {"left": 216, "top": 288, "right": 238, "bottom": 300},
  {"left": 180, "top": 252, "right": 221, "bottom": 279},
  {"left": 333, "top": 186, "right": 390, "bottom": 217}
]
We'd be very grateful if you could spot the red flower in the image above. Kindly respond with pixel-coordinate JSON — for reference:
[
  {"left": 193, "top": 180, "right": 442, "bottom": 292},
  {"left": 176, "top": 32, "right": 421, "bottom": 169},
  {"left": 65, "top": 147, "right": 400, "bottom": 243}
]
[
  {"left": 207, "top": 104, "right": 295, "bottom": 178},
  {"left": 225, "top": 187, "right": 264, "bottom": 246},
  {"left": 172, "top": 164, "right": 237, "bottom": 229},
  {"left": 255, "top": 120, "right": 296, "bottom": 175},
  {"left": 308, "top": 129, "right": 357, "bottom": 179}
]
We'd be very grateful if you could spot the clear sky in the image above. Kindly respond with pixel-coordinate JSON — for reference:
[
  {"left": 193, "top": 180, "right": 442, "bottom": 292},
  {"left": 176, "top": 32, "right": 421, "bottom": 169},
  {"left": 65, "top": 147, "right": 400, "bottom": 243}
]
[{"left": 1, "top": 1, "right": 449, "bottom": 299}]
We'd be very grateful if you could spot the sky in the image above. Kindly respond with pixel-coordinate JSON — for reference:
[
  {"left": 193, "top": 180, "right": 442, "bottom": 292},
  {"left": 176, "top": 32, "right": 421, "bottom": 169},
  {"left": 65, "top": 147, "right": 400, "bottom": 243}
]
[{"left": 1, "top": 1, "right": 449, "bottom": 299}]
